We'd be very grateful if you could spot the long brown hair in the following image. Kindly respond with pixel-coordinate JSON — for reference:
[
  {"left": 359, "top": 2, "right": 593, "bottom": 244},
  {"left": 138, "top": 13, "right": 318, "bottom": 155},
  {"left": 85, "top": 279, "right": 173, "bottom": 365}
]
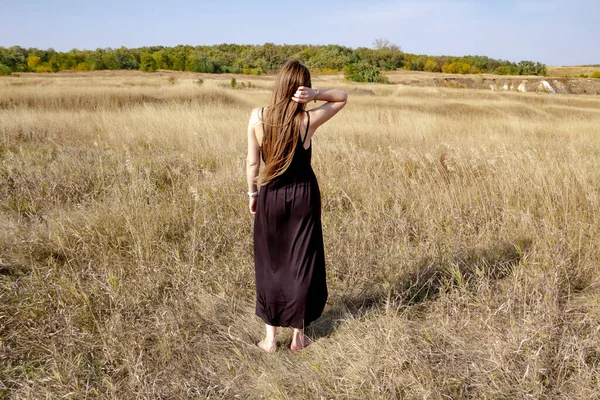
[{"left": 258, "top": 60, "right": 311, "bottom": 186}]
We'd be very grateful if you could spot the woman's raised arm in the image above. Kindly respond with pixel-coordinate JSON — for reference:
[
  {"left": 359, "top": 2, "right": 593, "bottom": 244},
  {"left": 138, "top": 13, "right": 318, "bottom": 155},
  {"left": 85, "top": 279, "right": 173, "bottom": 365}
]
[{"left": 292, "top": 86, "right": 347, "bottom": 131}]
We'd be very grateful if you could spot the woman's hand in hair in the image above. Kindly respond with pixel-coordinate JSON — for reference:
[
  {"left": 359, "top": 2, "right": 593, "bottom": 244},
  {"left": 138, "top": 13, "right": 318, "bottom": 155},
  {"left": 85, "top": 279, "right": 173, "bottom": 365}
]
[{"left": 292, "top": 86, "right": 316, "bottom": 103}]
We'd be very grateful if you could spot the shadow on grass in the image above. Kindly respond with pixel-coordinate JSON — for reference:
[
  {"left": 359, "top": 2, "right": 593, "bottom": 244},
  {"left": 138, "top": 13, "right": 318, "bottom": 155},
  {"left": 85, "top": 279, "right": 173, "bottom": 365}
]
[
  {"left": 0, "top": 262, "right": 29, "bottom": 279},
  {"left": 308, "top": 238, "right": 532, "bottom": 339}
]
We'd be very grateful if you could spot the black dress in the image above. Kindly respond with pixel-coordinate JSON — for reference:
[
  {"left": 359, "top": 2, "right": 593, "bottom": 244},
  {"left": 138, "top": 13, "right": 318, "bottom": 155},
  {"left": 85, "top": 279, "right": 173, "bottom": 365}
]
[{"left": 254, "top": 110, "right": 328, "bottom": 329}]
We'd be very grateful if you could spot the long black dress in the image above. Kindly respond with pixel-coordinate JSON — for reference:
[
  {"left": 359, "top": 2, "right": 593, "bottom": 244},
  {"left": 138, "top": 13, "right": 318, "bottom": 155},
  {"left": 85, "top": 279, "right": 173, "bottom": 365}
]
[{"left": 254, "top": 110, "right": 328, "bottom": 330}]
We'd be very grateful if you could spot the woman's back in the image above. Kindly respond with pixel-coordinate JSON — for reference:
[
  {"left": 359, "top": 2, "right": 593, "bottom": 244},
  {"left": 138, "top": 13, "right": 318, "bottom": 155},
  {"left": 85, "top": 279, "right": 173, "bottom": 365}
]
[{"left": 260, "top": 108, "right": 315, "bottom": 188}]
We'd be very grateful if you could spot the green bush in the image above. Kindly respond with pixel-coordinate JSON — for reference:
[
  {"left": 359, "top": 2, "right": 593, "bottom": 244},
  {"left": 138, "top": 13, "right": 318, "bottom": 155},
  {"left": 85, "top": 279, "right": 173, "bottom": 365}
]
[
  {"left": 0, "top": 63, "right": 11, "bottom": 76},
  {"left": 230, "top": 78, "right": 237, "bottom": 88},
  {"left": 140, "top": 53, "right": 157, "bottom": 72},
  {"left": 591, "top": 71, "right": 600, "bottom": 79},
  {"left": 343, "top": 62, "right": 389, "bottom": 83},
  {"left": 192, "top": 57, "right": 216, "bottom": 73}
]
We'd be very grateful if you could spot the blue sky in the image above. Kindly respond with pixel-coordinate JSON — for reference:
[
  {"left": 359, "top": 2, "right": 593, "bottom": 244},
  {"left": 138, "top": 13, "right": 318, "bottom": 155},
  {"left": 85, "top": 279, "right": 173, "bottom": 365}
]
[{"left": 1, "top": 0, "right": 598, "bottom": 65}]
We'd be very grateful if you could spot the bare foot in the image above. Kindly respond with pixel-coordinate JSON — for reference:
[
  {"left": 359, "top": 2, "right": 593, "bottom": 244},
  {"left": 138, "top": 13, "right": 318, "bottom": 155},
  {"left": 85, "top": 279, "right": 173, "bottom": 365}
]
[
  {"left": 290, "top": 335, "right": 312, "bottom": 352},
  {"left": 256, "top": 338, "right": 276, "bottom": 354}
]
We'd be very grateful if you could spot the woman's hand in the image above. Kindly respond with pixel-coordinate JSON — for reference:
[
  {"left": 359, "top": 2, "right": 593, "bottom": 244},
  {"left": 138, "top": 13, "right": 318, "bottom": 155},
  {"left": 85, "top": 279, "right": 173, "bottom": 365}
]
[
  {"left": 249, "top": 196, "right": 257, "bottom": 214},
  {"left": 292, "top": 86, "right": 316, "bottom": 103}
]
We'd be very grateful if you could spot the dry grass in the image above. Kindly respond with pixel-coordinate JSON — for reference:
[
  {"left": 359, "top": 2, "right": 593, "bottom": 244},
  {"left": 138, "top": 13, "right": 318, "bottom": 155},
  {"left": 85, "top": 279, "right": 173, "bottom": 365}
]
[
  {"left": 547, "top": 65, "right": 600, "bottom": 78},
  {"left": 1, "top": 71, "right": 600, "bottom": 399}
]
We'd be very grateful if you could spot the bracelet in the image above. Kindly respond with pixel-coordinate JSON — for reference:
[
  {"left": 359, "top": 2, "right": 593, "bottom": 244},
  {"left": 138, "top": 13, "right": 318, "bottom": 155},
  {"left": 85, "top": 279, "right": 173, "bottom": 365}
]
[
  {"left": 248, "top": 190, "right": 259, "bottom": 197},
  {"left": 314, "top": 89, "right": 318, "bottom": 103}
]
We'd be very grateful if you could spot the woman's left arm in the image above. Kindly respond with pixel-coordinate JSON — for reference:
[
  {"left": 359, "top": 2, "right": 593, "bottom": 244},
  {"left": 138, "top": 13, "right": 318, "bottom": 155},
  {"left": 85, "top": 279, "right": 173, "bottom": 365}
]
[{"left": 246, "top": 108, "right": 260, "bottom": 214}]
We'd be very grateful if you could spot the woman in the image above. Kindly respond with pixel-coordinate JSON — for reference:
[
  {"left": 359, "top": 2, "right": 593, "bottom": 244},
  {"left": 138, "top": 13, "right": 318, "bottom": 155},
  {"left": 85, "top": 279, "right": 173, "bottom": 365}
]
[{"left": 246, "top": 60, "right": 347, "bottom": 353}]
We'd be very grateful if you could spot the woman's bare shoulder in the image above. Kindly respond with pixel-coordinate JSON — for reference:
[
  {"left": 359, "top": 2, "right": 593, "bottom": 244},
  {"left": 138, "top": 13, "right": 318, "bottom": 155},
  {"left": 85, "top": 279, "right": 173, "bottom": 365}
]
[{"left": 250, "top": 106, "right": 267, "bottom": 126}]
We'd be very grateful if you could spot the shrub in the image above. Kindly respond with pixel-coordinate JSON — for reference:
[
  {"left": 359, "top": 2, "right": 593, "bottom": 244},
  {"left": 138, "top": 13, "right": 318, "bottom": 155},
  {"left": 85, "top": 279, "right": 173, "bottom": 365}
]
[
  {"left": 36, "top": 64, "right": 53, "bottom": 73},
  {"left": 242, "top": 68, "right": 263, "bottom": 75},
  {"left": 0, "top": 63, "right": 11, "bottom": 76},
  {"left": 591, "top": 71, "right": 600, "bottom": 79},
  {"left": 494, "top": 66, "right": 512, "bottom": 75},
  {"left": 167, "top": 76, "right": 177, "bottom": 85},
  {"left": 192, "top": 57, "right": 216, "bottom": 73},
  {"left": 424, "top": 58, "right": 441, "bottom": 73},
  {"left": 231, "top": 78, "right": 237, "bottom": 88},
  {"left": 75, "top": 62, "right": 93, "bottom": 71},
  {"left": 442, "top": 62, "right": 472, "bottom": 75},
  {"left": 219, "top": 65, "right": 242, "bottom": 74},
  {"left": 140, "top": 53, "right": 157, "bottom": 72},
  {"left": 27, "top": 55, "right": 41, "bottom": 71},
  {"left": 343, "top": 62, "right": 389, "bottom": 83}
]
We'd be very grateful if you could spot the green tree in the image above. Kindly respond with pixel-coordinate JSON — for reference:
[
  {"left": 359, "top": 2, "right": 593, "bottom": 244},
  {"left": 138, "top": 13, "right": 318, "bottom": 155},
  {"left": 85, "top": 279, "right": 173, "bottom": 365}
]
[
  {"left": 190, "top": 53, "right": 216, "bottom": 73},
  {"left": 0, "top": 63, "right": 11, "bottom": 75},
  {"left": 47, "top": 55, "right": 60, "bottom": 72},
  {"left": 152, "top": 50, "right": 170, "bottom": 69},
  {"left": 101, "top": 51, "right": 119, "bottom": 70},
  {"left": 85, "top": 51, "right": 105, "bottom": 70},
  {"left": 114, "top": 47, "right": 138, "bottom": 69},
  {"left": 305, "top": 45, "right": 352, "bottom": 71},
  {"left": 4, "top": 46, "right": 28, "bottom": 71},
  {"left": 140, "top": 53, "right": 157, "bottom": 72},
  {"left": 169, "top": 45, "right": 189, "bottom": 71}
]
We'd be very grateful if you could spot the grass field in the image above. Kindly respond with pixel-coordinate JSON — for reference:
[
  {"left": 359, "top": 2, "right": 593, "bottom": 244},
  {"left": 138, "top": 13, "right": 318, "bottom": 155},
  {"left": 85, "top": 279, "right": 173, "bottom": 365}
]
[
  {"left": 1, "top": 70, "right": 600, "bottom": 399},
  {"left": 547, "top": 65, "right": 600, "bottom": 78}
]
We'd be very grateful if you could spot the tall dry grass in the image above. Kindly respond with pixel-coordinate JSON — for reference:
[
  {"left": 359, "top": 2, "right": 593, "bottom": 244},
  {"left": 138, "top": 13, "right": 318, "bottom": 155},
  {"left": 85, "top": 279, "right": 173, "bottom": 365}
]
[{"left": 1, "top": 71, "right": 600, "bottom": 399}]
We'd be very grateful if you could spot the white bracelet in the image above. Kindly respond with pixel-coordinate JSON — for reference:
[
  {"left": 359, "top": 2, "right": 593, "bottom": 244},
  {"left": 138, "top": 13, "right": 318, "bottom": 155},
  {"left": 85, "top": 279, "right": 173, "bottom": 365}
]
[{"left": 248, "top": 190, "right": 259, "bottom": 197}]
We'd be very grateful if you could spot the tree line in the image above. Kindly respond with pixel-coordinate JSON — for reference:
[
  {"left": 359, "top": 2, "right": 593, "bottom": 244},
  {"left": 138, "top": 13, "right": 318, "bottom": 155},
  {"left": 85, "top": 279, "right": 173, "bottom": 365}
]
[{"left": 0, "top": 43, "right": 547, "bottom": 79}]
